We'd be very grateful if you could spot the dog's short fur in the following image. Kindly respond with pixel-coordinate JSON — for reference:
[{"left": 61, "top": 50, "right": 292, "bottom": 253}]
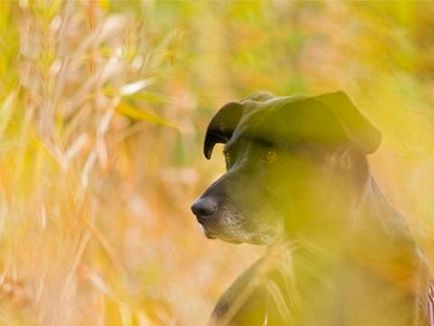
[{"left": 191, "top": 91, "right": 432, "bottom": 325}]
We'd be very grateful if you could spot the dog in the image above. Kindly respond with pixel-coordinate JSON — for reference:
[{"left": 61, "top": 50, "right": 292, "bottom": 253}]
[{"left": 191, "top": 91, "right": 433, "bottom": 325}]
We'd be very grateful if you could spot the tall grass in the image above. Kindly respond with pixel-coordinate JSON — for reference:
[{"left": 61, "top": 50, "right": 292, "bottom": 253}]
[
  {"left": 0, "top": 1, "right": 152, "bottom": 324},
  {"left": 0, "top": 2, "right": 261, "bottom": 325}
]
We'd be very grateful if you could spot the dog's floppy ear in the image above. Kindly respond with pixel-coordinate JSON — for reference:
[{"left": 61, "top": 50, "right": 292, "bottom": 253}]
[
  {"left": 315, "top": 91, "right": 382, "bottom": 154},
  {"left": 204, "top": 102, "right": 243, "bottom": 159}
]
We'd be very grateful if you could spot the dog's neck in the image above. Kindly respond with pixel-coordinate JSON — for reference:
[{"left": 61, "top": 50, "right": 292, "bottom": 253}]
[
  {"left": 261, "top": 176, "right": 427, "bottom": 325},
  {"left": 351, "top": 175, "right": 416, "bottom": 244},
  {"left": 280, "top": 173, "right": 418, "bottom": 268}
]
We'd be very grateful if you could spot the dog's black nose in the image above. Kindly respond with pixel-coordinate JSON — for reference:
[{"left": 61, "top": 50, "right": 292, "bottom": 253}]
[{"left": 191, "top": 198, "right": 217, "bottom": 222}]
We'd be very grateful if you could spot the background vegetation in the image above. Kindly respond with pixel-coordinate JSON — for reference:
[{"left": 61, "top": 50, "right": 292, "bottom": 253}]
[{"left": 0, "top": 1, "right": 433, "bottom": 325}]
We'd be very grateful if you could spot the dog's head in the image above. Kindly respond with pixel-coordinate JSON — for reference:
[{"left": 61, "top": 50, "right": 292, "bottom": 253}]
[{"left": 192, "top": 91, "right": 381, "bottom": 245}]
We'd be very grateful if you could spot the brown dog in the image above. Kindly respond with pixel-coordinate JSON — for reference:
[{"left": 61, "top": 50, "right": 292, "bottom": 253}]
[{"left": 192, "top": 91, "right": 433, "bottom": 325}]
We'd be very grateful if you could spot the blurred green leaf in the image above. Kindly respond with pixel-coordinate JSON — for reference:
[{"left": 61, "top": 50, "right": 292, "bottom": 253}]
[{"left": 116, "top": 101, "right": 182, "bottom": 130}]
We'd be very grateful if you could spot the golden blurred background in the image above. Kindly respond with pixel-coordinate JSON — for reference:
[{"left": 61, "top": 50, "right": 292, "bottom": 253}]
[{"left": 0, "top": 1, "right": 433, "bottom": 325}]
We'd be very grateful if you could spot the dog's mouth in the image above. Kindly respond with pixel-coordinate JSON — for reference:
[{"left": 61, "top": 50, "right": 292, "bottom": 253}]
[
  {"left": 203, "top": 228, "right": 217, "bottom": 239},
  {"left": 198, "top": 224, "right": 218, "bottom": 240},
  {"left": 199, "top": 222, "right": 276, "bottom": 245},
  {"left": 199, "top": 223, "right": 245, "bottom": 244},
  {"left": 205, "top": 230, "right": 242, "bottom": 244}
]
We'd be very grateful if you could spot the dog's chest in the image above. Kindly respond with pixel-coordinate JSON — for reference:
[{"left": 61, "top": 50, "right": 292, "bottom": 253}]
[{"left": 212, "top": 250, "right": 422, "bottom": 326}]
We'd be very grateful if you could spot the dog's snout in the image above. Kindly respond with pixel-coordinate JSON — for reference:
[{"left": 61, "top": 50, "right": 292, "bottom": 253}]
[{"left": 191, "top": 197, "right": 218, "bottom": 222}]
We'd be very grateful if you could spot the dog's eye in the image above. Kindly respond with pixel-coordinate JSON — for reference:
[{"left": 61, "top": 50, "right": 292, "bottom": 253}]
[{"left": 264, "top": 150, "right": 278, "bottom": 163}]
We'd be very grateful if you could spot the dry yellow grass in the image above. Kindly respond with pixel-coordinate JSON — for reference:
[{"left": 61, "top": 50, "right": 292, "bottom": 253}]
[{"left": 0, "top": 2, "right": 262, "bottom": 325}]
